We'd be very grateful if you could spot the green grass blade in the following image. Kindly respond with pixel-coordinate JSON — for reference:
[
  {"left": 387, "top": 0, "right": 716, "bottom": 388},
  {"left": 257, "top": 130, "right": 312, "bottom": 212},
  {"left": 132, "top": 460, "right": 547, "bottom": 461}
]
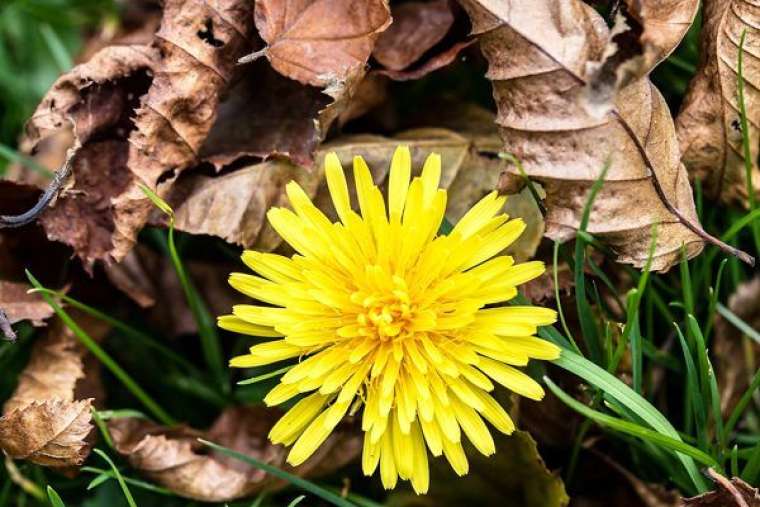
[
  {"left": 553, "top": 241, "right": 578, "bottom": 353},
  {"left": 92, "top": 450, "right": 137, "bottom": 507},
  {"left": 574, "top": 161, "right": 610, "bottom": 363},
  {"left": 140, "top": 185, "right": 228, "bottom": 394},
  {"left": 545, "top": 377, "right": 717, "bottom": 467},
  {"left": 199, "top": 439, "right": 355, "bottom": 507},
  {"left": 548, "top": 346, "right": 708, "bottom": 492},
  {"left": 675, "top": 324, "right": 708, "bottom": 450},
  {"left": 717, "top": 303, "right": 760, "bottom": 345},
  {"left": 27, "top": 271, "right": 176, "bottom": 425},
  {"left": 46, "top": 486, "right": 65, "bottom": 507},
  {"left": 81, "top": 467, "right": 174, "bottom": 496},
  {"left": 38, "top": 24, "right": 73, "bottom": 72},
  {"left": 287, "top": 495, "right": 307, "bottom": 507}
]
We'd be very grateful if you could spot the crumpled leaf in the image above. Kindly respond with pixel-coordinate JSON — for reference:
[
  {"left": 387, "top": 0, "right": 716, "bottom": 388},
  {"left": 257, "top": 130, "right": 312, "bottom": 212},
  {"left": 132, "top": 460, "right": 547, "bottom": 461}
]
[
  {"left": 683, "top": 473, "right": 760, "bottom": 506},
  {"left": 373, "top": 0, "right": 454, "bottom": 71},
  {"left": 0, "top": 314, "right": 108, "bottom": 467},
  {"left": 675, "top": 0, "right": 760, "bottom": 206},
  {"left": 387, "top": 430, "right": 568, "bottom": 507},
  {"left": 108, "top": 406, "right": 360, "bottom": 502},
  {"left": 199, "top": 59, "right": 333, "bottom": 169},
  {"left": 587, "top": 0, "right": 699, "bottom": 106},
  {"left": 715, "top": 276, "right": 760, "bottom": 417},
  {"left": 10, "top": 45, "right": 155, "bottom": 269},
  {"left": 458, "top": 0, "right": 703, "bottom": 271},
  {"left": 0, "top": 281, "right": 54, "bottom": 326},
  {"left": 372, "top": 0, "right": 474, "bottom": 82},
  {"left": 253, "top": 0, "right": 391, "bottom": 88},
  {"left": 164, "top": 121, "right": 544, "bottom": 260},
  {"left": 13, "top": 0, "right": 255, "bottom": 268}
]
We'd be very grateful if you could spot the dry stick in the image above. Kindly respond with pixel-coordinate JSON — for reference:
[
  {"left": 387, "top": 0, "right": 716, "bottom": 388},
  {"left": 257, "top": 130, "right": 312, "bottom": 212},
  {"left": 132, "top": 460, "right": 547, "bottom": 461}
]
[
  {"left": 615, "top": 112, "right": 755, "bottom": 267},
  {"left": 0, "top": 142, "right": 79, "bottom": 229},
  {"left": 705, "top": 468, "right": 749, "bottom": 507}
]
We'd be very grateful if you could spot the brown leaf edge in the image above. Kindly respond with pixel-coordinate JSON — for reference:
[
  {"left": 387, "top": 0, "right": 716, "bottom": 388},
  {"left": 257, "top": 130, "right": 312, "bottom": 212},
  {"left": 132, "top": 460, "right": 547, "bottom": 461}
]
[
  {"left": 0, "top": 314, "right": 107, "bottom": 467},
  {"left": 108, "top": 406, "right": 360, "bottom": 502}
]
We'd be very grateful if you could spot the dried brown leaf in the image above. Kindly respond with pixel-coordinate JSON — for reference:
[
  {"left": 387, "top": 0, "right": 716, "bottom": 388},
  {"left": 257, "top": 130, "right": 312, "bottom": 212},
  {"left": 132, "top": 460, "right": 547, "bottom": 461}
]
[
  {"left": 458, "top": 0, "right": 704, "bottom": 271},
  {"left": 167, "top": 122, "right": 544, "bottom": 260},
  {"left": 587, "top": 0, "right": 699, "bottom": 105},
  {"left": 0, "top": 315, "right": 108, "bottom": 467},
  {"left": 683, "top": 472, "right": 760, "bottom": 506},
  {"left": 14, "top": 0, "right": 255, "bottom": 267},
  {"left": 373, "top": 0, "right": 454, "bottom": 71},
  {"left": 253, "top": 0, "right": 391, "bottom": 87},
  {"left": 109, "top": 406, "right": 360, "bottom": 502},
  {"left": 377, "top": 40, "right": 475, "bottom": 81},
  {"left": 199, "top": 59, "right": 332, "bottom": 169},
  {"left": 0, "top": 281, "right": 54, "bottom": 326},
  {"left": 676, "top": 0, "right": 760, "bottom": 206}
]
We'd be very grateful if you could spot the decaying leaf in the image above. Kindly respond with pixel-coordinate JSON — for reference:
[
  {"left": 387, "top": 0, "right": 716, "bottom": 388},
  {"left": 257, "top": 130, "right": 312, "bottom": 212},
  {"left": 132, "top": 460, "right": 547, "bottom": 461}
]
[
  {"left": 165, "top": 123, "right": 544, "bottom": 260},
  {"left": 676, "top": 0, "right": 760, "bottom": 206},
  {"left": 0, "top": 281, "right": 54, "bottom": 327},
  {"left": 373, "top": 0, "right": 454, "bottom": 71},
  {"left": 10, "top": 45, "right": 155, "bottom": 268},
  {"left": 252, "top": 0, "right": 391, "bottom": 87},
  {"left": 458, "top": 0, "right": 704, "bottom": 271},
  {"left": 12, "top": 0, "right": 255, "bottom": 268},
  {"left": 0, "top": 314, "right": 108, "bottom": 467},
  {"left": 108, "top": 406, "right": 360, "bottom": 502},
  {"left": 199, "top": 59, "right": 333, "bottom": 169},
  {"left": 587, "top": 0, "right": 699, "bottom": 106},
  {"left": 683, "top": 470, "right": 760, "bottom": 506},
  {"left": 387, "top": 431, "right": 568, "bottom": 507}
]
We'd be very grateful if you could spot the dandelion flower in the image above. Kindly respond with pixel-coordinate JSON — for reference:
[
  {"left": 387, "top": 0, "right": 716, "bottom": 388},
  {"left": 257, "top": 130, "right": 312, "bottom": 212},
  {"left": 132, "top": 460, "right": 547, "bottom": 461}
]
[{"left": 221, "top": 147, "right": 560, "bottom": 493}]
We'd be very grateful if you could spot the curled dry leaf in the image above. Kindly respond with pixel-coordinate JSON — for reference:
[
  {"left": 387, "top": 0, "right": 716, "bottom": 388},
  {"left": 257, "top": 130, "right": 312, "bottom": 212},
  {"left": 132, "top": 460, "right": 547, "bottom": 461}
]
[
  {"left": 11, "top": 45, "right": 155, "bottom": 268},
  {"left": 0, "top": 281, "right": 54, "bottom": 327},
  {"left": 676, "top": 0, "right": 760, "bottom": 206},
  {"left": 165, "top": 122, "right": 544, "bottom": 260},
  {"left": 13, "top": 0, "right": 255, "bottom": 267},
  {"left": 458, "top": 0, "right": 703, "bottom": 271},
  {"left": 373, "top": 0, "right": 474, "bottom": 82},
  {"left": 373, "top": 0, "right": 454, "bottom": 71},
  {"left": 252, "top": 0, "right": 391, "bottom": 87},
  {"left": 683, "top": 472, "right": 760, "bottom": 506},
  {"left": 199, "top": 59, "right": 333, "bottom": 169},
  {"left": 108, "top": 406, "right": 360, "bottom": 502},
  {"left": 0, "top": 314, "right": 108, "bottom": 467},
  {"left": 587, "top": 0, "right": 699, "bottom": 107}
]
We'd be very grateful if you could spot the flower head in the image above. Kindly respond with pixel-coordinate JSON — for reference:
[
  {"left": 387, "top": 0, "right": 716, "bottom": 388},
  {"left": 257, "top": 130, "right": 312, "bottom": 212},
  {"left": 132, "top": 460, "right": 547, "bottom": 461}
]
[{"left": 222, "top": 147, "right": 560, "bottom": 493}]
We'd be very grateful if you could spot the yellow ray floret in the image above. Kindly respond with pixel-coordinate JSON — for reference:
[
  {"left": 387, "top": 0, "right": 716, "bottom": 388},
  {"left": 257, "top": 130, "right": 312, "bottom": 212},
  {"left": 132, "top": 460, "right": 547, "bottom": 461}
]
[{"left": 222, "top": 147, "right": 560, "bottom": 494}]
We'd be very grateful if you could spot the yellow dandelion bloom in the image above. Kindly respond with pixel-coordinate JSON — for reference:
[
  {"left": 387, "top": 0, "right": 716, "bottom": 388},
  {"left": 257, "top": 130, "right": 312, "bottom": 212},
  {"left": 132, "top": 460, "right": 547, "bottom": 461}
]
[{"left": 221, "top": 147, "right": 560, "bottom": 494}]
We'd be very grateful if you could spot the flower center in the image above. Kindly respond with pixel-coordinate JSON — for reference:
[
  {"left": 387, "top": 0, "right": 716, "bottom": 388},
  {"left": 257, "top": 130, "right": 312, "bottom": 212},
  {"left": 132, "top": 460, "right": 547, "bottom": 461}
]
[{"left": 352, "top": 276, "right": 416, "bottom": 341}]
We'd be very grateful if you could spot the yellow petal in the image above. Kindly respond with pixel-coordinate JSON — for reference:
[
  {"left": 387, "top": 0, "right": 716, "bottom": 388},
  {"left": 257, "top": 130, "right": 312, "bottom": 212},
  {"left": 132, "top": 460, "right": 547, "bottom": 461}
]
[
  {"left": 269, "top": 393, "right": 328, "bottom": 444},
  {"left": 477, "top": 357, "right": 545, "bottom": 400},
  {"left": 287, "top": 409, "right": 337, "bottom": 466},
  {"left": 380, "top": 429, "right": 398, "bottom": 489},
  {"left": 325, "top": 152, "right": 352, "bottom": 224},
  {"left": 410, "top": 421, "right": 430, "bottom": 494},
  {"left": 388, "top": 145, "right": 411, "bottom": 220},
  {"left": 217, "top": 315, "right": 282, "bottom": 337},
  {"left": 441, "top": 436, "right": 469, "bottom": 476}
]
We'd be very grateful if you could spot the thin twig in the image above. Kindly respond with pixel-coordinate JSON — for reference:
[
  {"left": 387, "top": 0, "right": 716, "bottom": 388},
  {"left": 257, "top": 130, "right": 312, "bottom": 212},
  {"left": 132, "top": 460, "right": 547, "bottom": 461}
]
[
  {"left": 0, "top": 142, "right": 79, "bottom": 229},
  {"left": 237, "top": 48, "right": 267, "bottom": 65},
  {"left": 614, "top": 112, "right": 755, "bottom": 267},
  {"left": 705, "top": 468, "right": 749, "bottom": 507}
]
